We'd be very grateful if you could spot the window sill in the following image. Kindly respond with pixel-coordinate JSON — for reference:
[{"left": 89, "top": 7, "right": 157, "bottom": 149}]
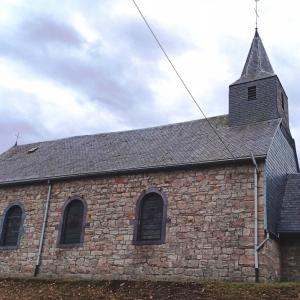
[
  {"left": 0, "top": 246, "right": 18, "bottom": 250},
  {"left": 132, "top": 240, "right": 165, "bottom": 245},
  {"left": 56, "top": 243, "right": 83, "bottom": 248}
]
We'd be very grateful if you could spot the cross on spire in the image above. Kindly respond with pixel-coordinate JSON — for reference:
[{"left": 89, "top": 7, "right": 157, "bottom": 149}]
[
  {"left": 254, "top": 0, "right": 260, "bottom": 29},
  {"left": 14, "top": 133, "right": 20, "bottom": 147}
]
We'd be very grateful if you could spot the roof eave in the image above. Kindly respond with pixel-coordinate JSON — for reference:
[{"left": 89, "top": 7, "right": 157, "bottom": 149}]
[
  {"left": 229, "top": 75, "right": 277, "bottom": 87},
  {"left": 0, "top": 155, "right": 267, "bottom": 186},
  {"left": 278, "top": 230, "right": 300, "bottom": 234}
]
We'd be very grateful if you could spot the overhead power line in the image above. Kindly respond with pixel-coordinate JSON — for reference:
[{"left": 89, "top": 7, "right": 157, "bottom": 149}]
[{"left": 132, "top": 0, "right": 236, "bottom": 160}]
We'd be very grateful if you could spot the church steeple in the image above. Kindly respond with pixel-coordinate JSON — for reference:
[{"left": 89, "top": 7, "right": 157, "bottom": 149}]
[
  {"left": 232, "top": 29, "right": 275, "bottom": 85},
  {"left": 228, "top": 29, "right": 290, "bottom": 132}
]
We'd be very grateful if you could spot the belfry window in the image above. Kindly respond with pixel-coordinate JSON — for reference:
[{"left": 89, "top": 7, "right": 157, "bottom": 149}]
[
  {"left": 132, "top": 188, "right": 168, "bottom": 245},
  {"left": 281, "top": 93, "right": 284, "bottom": 110},
  {"left": 56, "top": 195, "right": 88, "bottom": 248},
  {"left": 0, "top": 201, "right": 26, "bottom": 249},
  {"left": 248, "top": 86, "right": 257, "bottom": 100}
]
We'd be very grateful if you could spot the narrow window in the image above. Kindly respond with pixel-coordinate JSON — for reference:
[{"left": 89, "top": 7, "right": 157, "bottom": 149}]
[
  {"left": 138, "top": 193, "right": 163, "bottom": 241},
  {"left": 2, "top": 206, "right": 22, "bottom": 246},
  {"left": 132, "top": 188, "right": 168, "bottom": 245},
  {"left": 61, "top": 200, "right": 84, "bottom": 244},
  {"left": 56, "top": 195, "right": 88, "bottom": 248},
  {"left": 0, "top": 201, "right": 26, "bottom": 249},
  {"left": 248, "top": 86, "right": 257, "bottom": 100},
  {"left": 281, "top": 93, "right": 284, "bottom": 110}
]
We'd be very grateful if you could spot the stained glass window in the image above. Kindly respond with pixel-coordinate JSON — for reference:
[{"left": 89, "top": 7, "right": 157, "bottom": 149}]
[
  {"left": 61, "top": 200, "right": 84, "bottom": 244},
  {"left": 2, "top": 206, "right": 22, "bottom": 246},
  {"left": 138, "top": 193, "right": 163, "bottom": 241}
]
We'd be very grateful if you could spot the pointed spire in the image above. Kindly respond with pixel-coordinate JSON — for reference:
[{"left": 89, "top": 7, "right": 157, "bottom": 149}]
[{"left": 232, "top": 29, "right": 275, "bottom": 85}]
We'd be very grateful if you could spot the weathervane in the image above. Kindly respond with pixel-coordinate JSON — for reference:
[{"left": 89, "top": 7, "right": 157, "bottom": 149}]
[
  {"left": 254, "top": 0, "right": 260, "bottom": 29},
  {"left": 14, "top": 133, "right": 20, "bottom": 147}
]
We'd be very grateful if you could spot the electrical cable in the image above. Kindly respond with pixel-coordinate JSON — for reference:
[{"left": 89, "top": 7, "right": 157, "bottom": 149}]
[{"left": 132, "top": 0, "right": 236, "bottom": 160}]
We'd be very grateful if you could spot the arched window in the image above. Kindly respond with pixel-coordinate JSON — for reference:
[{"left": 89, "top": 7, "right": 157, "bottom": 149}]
[
  {"left": 132, "top": 188, "right": 168, "bottom": 245},
  {"left": 56, "top": 195, "right": 88, "bottom": 248},
  {"left": 138, "top": 193, "right": 163, "bottom": 241},
  {"left": 61, "top": 200, "right": 84, "bottom": 244},
  {"left": 0, "top": 201, "right": 26, "bottom": 249}
]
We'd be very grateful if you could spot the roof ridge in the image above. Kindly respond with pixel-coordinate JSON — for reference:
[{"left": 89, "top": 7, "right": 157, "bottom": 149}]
[{"left": 2, "top": 115, "right": 229, "bottom": 149}]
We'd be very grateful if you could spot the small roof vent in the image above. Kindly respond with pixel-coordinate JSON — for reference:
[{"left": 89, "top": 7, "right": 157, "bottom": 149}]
[{"left": 28, "top": 147, "right": 38, "bottom": 153}]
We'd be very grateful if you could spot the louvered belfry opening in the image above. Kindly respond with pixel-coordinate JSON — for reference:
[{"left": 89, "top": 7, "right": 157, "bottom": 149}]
[
  {"left": 61, "top": 200, "right": 84, "bottom": 244},
  {"left": 138, "top": 193, "right": 163, "bottom": 240},
  {"left": 248, "top": 86, "right": 257, "bottom": 100},
  {"left": 2, "top": 206, "right": 22, "bottom": 246},
  {"left": 248, "top": 86, "right": 256, "bottom": 100}
]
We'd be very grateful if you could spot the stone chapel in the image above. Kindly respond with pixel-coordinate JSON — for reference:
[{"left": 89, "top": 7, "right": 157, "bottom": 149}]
[{"left": 0, "top": 29, "right": 300, "bottom": 282}]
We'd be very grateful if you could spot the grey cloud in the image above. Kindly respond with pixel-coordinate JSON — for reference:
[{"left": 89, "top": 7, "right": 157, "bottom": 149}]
[
  {"left": 269, "top": 48, "right": 300, "bottom": 143},
  {"left": 0, "top": 3, "right": 198, "bottom": 154},
  {"left": 0, "top": 88, "right": 49, "bottom": 153},
  {"left": 0, "top": 120, "right": 42, "bottom": 154},
  {"left": 112, "top": 18, "right": 193, "bottom": 60},
  {"left": 218, "top": 36, "right": 250, "bottom": 81},
  {"left": 0, "top": 13, "right": 194, "bottom": 121},
  {"left": 23, "top": 17, "right": 83, "bottom": 46}
]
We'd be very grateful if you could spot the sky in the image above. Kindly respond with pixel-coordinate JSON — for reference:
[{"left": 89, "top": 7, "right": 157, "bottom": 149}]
[{"left": 0, "top": 0, "right": 300, "bottom": 159}]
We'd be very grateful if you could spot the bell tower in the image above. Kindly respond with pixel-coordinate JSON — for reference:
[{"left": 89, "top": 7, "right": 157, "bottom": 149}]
[{"left": 229, "top": 29, "right": 289, "bottom": 132}]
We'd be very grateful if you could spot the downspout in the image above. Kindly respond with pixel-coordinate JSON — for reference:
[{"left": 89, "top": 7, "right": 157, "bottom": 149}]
[
  {"left": 34, "top": 180, "right": 52, "bottom": 277},
  {"left": 255, "top": 230, "right": 270, "bottom": 281},
  {"left": 251, "top": 153, "right": 270, "bottom": 282},
  {"left": 256, "top": 231, "right": 269, "bottom": 252},
  {"left": 253, "top": 160, "right": 259, "bottom": 282}
]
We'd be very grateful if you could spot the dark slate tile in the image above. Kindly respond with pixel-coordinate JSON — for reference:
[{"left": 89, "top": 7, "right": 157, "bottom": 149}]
[
  {"left": 278, "top": 174, "right": 300, "bottom": 232},
  {"left": 0, "top": 115, "right": 281, "bottom": 183}
]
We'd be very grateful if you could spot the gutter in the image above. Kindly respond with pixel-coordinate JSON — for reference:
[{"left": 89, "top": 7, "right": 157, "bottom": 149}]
[
  {"left": 0, "top": 155, "right": 266, "bottom": 187},
  {"left": 34, "top": 180, "right": 52, "bottom": 277}
]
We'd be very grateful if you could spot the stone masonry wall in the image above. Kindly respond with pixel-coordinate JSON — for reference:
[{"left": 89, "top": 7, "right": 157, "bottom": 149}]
[
  {"left": 259, "top": 236, "right": 281, "bottom": 282},
  {"left": 0, "top": 162, "right": 278, "bottom": 282},
  {"left": 280, "top": 234, "right": 300, "bottom": 282},
  {"left": 0, "top": 184, "right": 49, "bottom": 276}
]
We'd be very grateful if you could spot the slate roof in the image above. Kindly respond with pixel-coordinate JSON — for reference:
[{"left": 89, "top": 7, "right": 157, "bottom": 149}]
[
  {"left": 0, "top": 115, "right": 281, "bottom": 184},
  {"left": 278, "top": 174, "right": 300, "bottom": 233},
  {"left": 232, "top": 29, "right": 276, "bottom": 85}
]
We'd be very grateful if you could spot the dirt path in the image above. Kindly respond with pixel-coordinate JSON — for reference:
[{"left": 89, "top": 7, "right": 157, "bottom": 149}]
[{"left": 0, "top": 277, "right": 299, "bottom": 299}]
